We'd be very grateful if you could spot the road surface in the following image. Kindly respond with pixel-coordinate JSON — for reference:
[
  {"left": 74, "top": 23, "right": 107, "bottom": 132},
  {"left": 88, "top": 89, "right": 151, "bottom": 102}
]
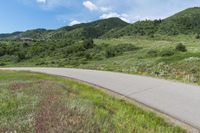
[{"left": 1, "top": 67, "right": 200, "bottom": 131}]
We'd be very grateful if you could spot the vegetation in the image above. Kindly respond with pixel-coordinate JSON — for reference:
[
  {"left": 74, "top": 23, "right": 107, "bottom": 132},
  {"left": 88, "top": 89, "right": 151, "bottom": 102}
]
[
  {"left": 0, "top": 70, "right": 186, "bottom": 133},
  {"left": 175, "top": 43, "right": 187, "bottom": 52}
]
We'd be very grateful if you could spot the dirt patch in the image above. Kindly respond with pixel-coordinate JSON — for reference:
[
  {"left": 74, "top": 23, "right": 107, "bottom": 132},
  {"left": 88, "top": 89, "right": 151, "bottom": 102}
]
[
  {"left": 9, "top": 81, "right": 44, "bottom": 91},
  {"left": 36, "top": 94, "right": 60, "bottom": 133},
  {"left": 35, "top": 81, "right": 88, "bottom": 133}
]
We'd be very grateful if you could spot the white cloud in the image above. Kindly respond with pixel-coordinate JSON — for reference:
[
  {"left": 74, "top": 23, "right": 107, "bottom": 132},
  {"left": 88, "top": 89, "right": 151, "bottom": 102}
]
[
  {"left": 34, "top": 0, "right": 78, "bottom": 10},
  {"left": 69, "top": 20, "right": 82, "bottom": 26},
  {"left": 100, "top": 7, "right": 111, "bottom": 12},
  {"left": 100, "top": 12, "right": 131, "bottom": 23},
  {"left": 83, "top": 1, "right": 98, "bottom": 11},
  {"left": 83, "top": 1, "right": 111, "bottom": 12},
  {"left": 36, "top": 0, "right": 46, "bottom": 4}
]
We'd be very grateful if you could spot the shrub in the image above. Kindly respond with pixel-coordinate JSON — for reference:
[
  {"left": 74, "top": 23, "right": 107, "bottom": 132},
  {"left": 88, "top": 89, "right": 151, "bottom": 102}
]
[
  {"left": 16, "top": 51, "right": 26, "bottom": 62},
  {"left": 175, "top": 43, "right": 187, "bottom": 52},
  {"left": 195, "top": 33, "right": 200, "bottom": 39},
  {"left": 160, "top": 49, "right": 175, "bottom": 57},
  {"left": 83, "top": 39, "right": 95, "bottom": 49},
  {"left": 0, "top": 47, "right": 6, "bottom": 56},
  {"left": 105, "top": 44, "right": 139, "bottom": 58},
  {"left": 0, "top": 62, "right": 6, "bottom": 66},
  {"left": 105, "top": 47, "right": 118, "bottom": 58},
  {"left": 147, "top": 50, "right": 158, "bottom": 57}
]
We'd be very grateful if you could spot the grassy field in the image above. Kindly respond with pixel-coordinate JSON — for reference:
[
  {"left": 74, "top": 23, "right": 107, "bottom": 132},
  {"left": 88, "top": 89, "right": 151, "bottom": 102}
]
[{"left": 0, "top": 70, "right": 186, "bottom": 133}]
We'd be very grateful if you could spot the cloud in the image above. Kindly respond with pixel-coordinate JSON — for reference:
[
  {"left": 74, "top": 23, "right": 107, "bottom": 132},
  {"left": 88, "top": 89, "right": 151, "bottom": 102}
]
[
  {"left": 69, "top": 20, "right": 82, "bottom": 26},
  {"left": 100, "top": 12, "right": 131, "bottom": 23},
  {"left": 36, "top": 0, "right": 46, "bottom": 4},
  {"left": 83, "top": 1, "right": 98, "bottom": 11},
  {"left": 100, "top": 7, "right": 111, "bottom": 12},
  {"left": 34, "top": 0, "right": 80, "bottom": 10}
]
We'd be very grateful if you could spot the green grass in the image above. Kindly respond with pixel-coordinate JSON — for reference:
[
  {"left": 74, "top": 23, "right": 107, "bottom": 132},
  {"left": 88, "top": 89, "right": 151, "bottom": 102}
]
[{"left": 0, "top": 70, "right": 186, "bottom": 133}]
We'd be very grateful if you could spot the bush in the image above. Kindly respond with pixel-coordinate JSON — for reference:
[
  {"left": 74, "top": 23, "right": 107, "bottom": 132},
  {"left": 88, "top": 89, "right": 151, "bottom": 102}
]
[
  {"left": 17, "top": 51, "right": 26, "bottom": 62},
  {"left": 160, "top": 49, "right": 175, "bottom": 57},
  {"left": 195, "top": 33, "right": 200, "bottom": 39},
  {"left": 176, "top": 43, "right": 187, "bottom": 52},
  {"left": 105, "top": 44, "right": 139, "bottom": 58},
  {"left": 83, "top": 39, "right": 95, "bottom": 49},
  {"left": 0, "top": 47, "right": 6, "bottom": 56},
  {"left": 147, "top": 50, "right": 158, "bottom": 57},
  {"left": 105, "top": 47, "right": 119, "bottom": 58},
  {"left": 0, "top": 62, "right": 6, "bottom": 66}
]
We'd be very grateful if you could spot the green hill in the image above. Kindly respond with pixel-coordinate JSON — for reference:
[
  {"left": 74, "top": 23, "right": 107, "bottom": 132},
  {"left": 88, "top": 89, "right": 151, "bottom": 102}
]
[
  {"left": 48, "top": 17, "right": 128, "bottom": 40},
  {"left": 104, "top": 7, "right": 200, "bottom": 38},
  {"left": 102, "top": 20, "right": 162, "bottom": 38},
  {"left": 17, "top": 29, "right": 51, "bottom": 40},
  {"left": 158, "top": 7, "right": 200, "bottom": 35},
  {"left": 0, "top": 29, "right": 51, "bottom": 40},
  {"left": 0, "top": 18, "right": 128, "bottom": 40},
  {"left": 0, "top": 32, "right": 22, "bottom": 39}
]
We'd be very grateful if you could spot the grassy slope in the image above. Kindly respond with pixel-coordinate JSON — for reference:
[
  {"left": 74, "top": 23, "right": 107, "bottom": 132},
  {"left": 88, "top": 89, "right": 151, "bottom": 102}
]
[
  {"left": 0, "top": 70, "right": 185, "bottom": 133},
  {"left": 2, "top": 34, "right": 200, "bottom": 86},
  {"left": 78, "top": 35, "right": 200, "bottom": 85},
  {"left": 2, "top": 34, "right": 200, "bottom": 85}
]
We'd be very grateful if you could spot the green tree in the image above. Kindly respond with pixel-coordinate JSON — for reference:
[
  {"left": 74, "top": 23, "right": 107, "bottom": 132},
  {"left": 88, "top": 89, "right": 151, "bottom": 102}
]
[
  {"left": 83, "top": 39, "right": 95, "bottom": 49},
  {"left": 17, "top": 51, "right": 26, "bottom": 62},
  {"left": 0, "top": 47, "right": 6, "bottom": 56}
]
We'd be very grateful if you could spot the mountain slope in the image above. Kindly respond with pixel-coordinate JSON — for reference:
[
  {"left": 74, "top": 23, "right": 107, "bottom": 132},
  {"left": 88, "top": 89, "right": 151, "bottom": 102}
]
[
  {"left": 102, "top": 20, "right": 162, "bottom": 38},
  {"left": 17, "top": 29, "right": 51, "bottom": 40},
  {"left": 0, "top": 18, "right": 128, "bottom": 40},
  {"left": 103, "top": 7, "right": 200, "bottom": 38},
  {"left": 158, "top": 7, "right": 200, "bottom": 35},
  {"left": 0, "top": 32, "right": 22, "bottom": 39},
  {"left": 0, "top": 29, "right": 52, "bottom": 40},
  {"left": 48, "top": 17, "right": 129, "bottom": 40}
]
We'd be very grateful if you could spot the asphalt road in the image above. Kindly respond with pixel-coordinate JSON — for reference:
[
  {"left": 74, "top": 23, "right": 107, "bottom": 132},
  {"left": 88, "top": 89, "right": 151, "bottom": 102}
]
[{"left": 1, "top": 67, "right": 200, "bottom": 130}]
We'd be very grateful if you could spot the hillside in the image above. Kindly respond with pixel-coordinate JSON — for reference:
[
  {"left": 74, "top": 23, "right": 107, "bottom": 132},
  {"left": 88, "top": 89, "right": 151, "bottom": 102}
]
[
  {"left": 102, "top": 20, "right": 162, "bottom": 38},
  {"left": 17, "top": 29, "right": 51, "bottom": 40},
  {"left": 158, "top": 7, "right": 200, "bottom": 35},
  {"left": 0, "top": 18, "right": 128, "bottom": 40},
  {"left": 104, "top": 7, "right": 200, "bottom": 38},
  {"left": 0, "top": 32, "right": 22, "bottom": 39},
  {"left": 48, "top": 17, "right": 128, "bottom": 40},
  {"left": 0, "top": 29, "right": 52, "bottom": 40}
]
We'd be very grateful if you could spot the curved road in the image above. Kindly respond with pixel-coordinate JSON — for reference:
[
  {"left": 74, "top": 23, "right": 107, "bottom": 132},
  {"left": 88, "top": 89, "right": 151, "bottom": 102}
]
[{"left": 1, "top": 67, "right": 200, "bottom": 131}]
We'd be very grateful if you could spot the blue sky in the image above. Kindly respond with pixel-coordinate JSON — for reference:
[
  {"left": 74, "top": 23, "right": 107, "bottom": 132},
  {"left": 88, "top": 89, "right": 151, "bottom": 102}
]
[{"left": 0, "top": 0, "right": 200, "bottom": 33}]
